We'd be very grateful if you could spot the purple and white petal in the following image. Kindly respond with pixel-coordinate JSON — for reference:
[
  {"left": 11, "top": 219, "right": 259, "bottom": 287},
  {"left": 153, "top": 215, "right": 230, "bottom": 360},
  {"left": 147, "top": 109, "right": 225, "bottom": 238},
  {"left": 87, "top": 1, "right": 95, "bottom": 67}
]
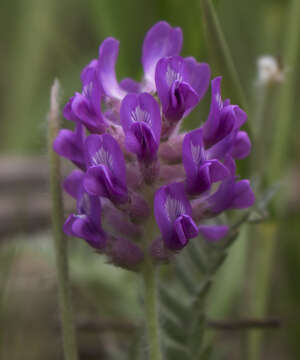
[
  {"left": 72, "top": 92, "right": 106, "bottom": 133},
  {"left": 64, "top": 214, "right": 106, "bottom": 249},
  {"left": 155, "top": 56, "right": 200, "bottom": 122},
  {"left": 203, "top": 77, "right": 224, "bottom": 147},
  {"left": 98, "top": 37, "right": 126, "bottom": 100},
  {"left": 142, "top": 21, "right": 183, "bottom": 89},
  {"left": 84, "top": 134, "right": 128, "bottom": 203},
  {"left": 154, "top": 182, "right": 198, "bottom": 250},
  {"left": 120, "top": 93, "right": 161, "bottom": 162}
]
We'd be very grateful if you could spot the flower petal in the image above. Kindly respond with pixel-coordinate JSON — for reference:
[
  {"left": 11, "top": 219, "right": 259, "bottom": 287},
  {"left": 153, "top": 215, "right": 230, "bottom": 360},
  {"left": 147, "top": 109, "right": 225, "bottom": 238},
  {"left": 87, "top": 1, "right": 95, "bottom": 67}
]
[
  {"left": 230, "top": 131, "right": 251, "bottom": 159},
  {"left": 203, "top": 77, "right": 224, "bottom": 147},
  {"left": 174, "top": 214, "right": 199, "bottom": 247},
  {"left": 53, "top": 123, "right": 85, "bottom": 169},
  {"left": 120, "top": 78, "right": 141, "bottom": 93},
  {"left": 183, "top": 57, "right": 211, "bottom": 99},
  {"left": 154, "top": 182, "right": 196, "bottom": 250},
  {"left": 84, "top": 134, "right": 128, "bottom": 203},
  {"left": 97, "top": 37, "right": 126, "bottom": 100},
  {"left": 64, "top": 214, "right": 106, "bottom": 249},
  {"left": 198, "top": 224, "right": 229, "bottom": 241},
  {"left": 120, "top": 93, "right": 161, "bottom": 162},
  {"left": 85, "top": 134, "right": 127, "bottom": 183},
  {"left": 231, "top": 180, "right": 255, "bottom": 208},
  {"left": 63, "top": 96, "right": 78, "bottom": 121},
  {"left": 63, "top": 169, "right": 85, "bottom": 199},
  {"left": 120, "top": 92, "right": 161, "bottom": 141},
  {"left": 142, "top": 21, "right": 183, "bottom": 89},
  {"left": 155, "top": 56, "right": 199, "bottom": 121},
  {"left": 72, "top": 92, "right": 105, "bottom": 133}
]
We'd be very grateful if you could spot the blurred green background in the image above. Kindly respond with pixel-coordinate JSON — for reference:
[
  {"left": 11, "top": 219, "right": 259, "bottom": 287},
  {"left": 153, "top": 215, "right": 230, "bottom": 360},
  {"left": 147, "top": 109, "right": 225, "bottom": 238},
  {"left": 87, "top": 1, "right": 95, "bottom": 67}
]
[{"left": 0, "top": 0, "right": 299, "bottom": 359}]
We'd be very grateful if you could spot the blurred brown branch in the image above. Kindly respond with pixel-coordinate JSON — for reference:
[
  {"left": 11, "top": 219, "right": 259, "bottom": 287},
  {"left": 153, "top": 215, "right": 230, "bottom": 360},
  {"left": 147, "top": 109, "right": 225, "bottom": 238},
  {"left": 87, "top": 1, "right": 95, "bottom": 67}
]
[{"left": 0, "top": 155, "right": 73, "bottom": 238}]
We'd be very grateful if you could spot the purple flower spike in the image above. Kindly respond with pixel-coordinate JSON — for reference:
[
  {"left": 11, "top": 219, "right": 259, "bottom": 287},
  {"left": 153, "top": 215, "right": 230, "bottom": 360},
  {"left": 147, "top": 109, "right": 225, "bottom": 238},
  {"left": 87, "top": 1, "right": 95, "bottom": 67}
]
[
  {"left": 182, "top": 128, "right": 229, "bottom": 195},
  {"left": 120, "top": 93, "right": 161, "bottom": 163},
  {"left": 64, "top": 186, "right": 106, "bottom": 249},
  {"left": 142, "top": 21, "right": 183, "bottom": 90},
  {"left": 53, "top": 122, "right": 85, "bottom": 170},
  {"left": 84, "top": 133, "right": 128, "bottom": 204},
  {"left": 155, "top": 56, "right": 210, "bottom": 124},
  {"left": 203, "top": 77, "right": 247, "bottom": 148},
  {"left": 154, "top": 182, "right": 199, "bottom": 250},
  {"left": 198, "top": 224, "right": 229, "bottom": 241},
  {"left": 98, "top": 37, "right": 127, "bottom": 101},
  {"left": 58, "top": 21, "right": 254, "bottom": 262}
]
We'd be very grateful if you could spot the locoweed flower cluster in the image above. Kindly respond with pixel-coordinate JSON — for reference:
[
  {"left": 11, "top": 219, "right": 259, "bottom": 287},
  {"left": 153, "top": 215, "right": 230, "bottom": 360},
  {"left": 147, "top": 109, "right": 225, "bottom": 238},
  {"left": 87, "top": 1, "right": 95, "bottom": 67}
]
[{"left": 54, "top": 21, "right": 254, "bottom": 270}]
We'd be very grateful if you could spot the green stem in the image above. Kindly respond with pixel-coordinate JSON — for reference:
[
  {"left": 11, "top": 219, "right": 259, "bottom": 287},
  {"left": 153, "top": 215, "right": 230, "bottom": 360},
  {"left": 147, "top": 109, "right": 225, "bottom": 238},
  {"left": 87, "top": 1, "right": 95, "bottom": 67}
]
[
  {"left": 268, "top": 0, "right": 300, "bottom": 186},
  {"left": 246, "top": 224, "right": 276, "bottom": 360},
  {"left": 142, "top": 260, "right": 162, "bottom": 360},
  {"left": 199, "top": 0, "right": 248, "bottom": 113},
  {"left": 48, "top": 80, "right": 78, "bottom": 360}
]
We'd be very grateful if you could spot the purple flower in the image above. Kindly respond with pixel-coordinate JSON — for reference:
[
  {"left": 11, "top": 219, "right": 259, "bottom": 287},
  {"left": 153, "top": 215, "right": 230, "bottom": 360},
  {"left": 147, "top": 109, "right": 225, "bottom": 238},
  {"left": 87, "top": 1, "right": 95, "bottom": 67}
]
[
  {"left": 154, "top": 182, "right": 199, "bottom": 250},
  {"left": 182, "top": 128, "right": 229, "bottom": 195},
  {"left": 155, "top": 56, "right": 210, "bottom": 125},
  {"left": 203, "top": 77, "right": 247, "bottom": 149},
  {"left": 66, "top": 59, "right": 106, "bottom": 133},
  {"left": 53, "top": 122, "right": 85, "bottom": 170},
  {"left": 63, "top": 170, "right": 106, "bottom": 249},
  {"left": 204, "top": 156, "right": 254, "bottom": 215},
  {"left": 83, "top": 133, "right": 128, "bottom": 204},
  {"left": 120, "top": 92, "right": 161, "bottom": 164},
  {"left": 97, "top": 21, "right": 183, "bottom": 102},
  {"left": 57, "top": 21, "right": 255, "bottom": 268}
]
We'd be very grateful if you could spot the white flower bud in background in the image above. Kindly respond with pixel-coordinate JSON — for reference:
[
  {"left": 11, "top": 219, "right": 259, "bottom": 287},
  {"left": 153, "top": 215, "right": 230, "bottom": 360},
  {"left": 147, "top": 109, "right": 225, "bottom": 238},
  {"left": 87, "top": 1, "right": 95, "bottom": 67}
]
[{"left": 257, "top": 56, "right": 284, "bottom": 86}]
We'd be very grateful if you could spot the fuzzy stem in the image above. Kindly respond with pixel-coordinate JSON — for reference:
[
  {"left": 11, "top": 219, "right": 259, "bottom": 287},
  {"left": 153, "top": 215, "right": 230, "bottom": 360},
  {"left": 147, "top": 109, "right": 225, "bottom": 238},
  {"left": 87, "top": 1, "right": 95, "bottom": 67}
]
[
  {"left": 142, "top": 259, "right": 162, "bottom": 360},
  {"left": 48, "top": 79, "right": 78, "bottom": 360},
  {"left": 199, "top": 0, "right": 248, "bottom": 113}
]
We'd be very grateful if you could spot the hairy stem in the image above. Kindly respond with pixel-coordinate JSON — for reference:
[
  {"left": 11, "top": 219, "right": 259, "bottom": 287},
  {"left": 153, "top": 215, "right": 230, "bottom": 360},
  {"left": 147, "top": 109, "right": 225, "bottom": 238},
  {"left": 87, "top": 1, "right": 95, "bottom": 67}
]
[
  {"left": 48, "top": 79, "right": 78, "bottom": 360},
  {"left": 142, "top": 259, "right": 162, "bottom": 360}
]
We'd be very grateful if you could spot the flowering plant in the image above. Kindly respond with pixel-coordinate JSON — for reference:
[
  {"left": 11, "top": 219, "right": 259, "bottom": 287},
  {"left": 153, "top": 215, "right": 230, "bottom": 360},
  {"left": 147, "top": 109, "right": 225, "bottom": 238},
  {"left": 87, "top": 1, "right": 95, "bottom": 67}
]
[
  {"left": 54, "top": 21, "right": 254, "bottom": 267},
  {"left": 53, "top": 21, "right": 254, "bottom": 359}
]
